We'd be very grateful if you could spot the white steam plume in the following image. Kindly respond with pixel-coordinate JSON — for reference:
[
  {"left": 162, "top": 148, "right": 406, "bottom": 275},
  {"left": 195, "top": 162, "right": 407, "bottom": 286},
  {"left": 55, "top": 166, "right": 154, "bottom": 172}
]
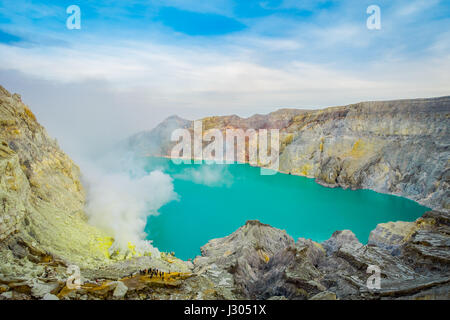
[
  {"left": 80, "top": 157, "right": 178, "bottom": 257},
  {"left": 174, "top": 165, "right": 233, "bottom": 187}
]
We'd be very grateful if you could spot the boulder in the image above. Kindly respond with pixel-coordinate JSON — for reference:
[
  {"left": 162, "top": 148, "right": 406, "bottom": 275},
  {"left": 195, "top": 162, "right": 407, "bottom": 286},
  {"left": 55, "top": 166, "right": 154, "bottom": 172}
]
[
  {"left": 309, "top": 291, "right": 337, "bottom": 300},
  {"left": 321, "top": 230, "right": 363, "bottom": 255},
  {"left": 42, "top": 293, "right": 59, "bottom": 300},
  {"left": 113, "top": 281, "right": 128, "bottom": 299}
]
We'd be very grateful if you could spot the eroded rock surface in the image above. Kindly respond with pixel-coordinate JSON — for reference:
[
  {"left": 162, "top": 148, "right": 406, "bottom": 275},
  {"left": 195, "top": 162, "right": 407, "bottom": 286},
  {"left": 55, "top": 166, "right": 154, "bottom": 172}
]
[
  {"left": 0, "top": 86, "right": 196, "bottom": 300},
  {"left": 193, "top": 213, "right": 449, "bottom": 300}
]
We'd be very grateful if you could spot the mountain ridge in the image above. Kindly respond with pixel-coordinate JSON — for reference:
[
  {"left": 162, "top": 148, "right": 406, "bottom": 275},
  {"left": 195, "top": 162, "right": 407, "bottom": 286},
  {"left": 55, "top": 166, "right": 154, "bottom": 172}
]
[{"left": 128, "top": 95, "right": 450, "bottom": 211}]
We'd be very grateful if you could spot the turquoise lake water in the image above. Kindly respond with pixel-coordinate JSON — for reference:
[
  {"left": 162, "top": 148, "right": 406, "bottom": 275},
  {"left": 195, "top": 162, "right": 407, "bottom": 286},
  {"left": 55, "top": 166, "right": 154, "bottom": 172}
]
[{"left": 144, "top": 158, "right": 429, "bottom": 260}]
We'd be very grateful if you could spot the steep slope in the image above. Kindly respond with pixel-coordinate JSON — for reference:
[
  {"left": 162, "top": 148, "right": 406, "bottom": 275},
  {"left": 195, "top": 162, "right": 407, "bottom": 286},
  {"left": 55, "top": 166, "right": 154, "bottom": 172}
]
[
  {"left": 128, "top": 97, "right": 450, "bottom": 210},
  {"left": 279, "top": 98, "right": 449, "bottom": 211},
  {"left": 0, "top": 86, "right": 193, "bottom": 300},
  {"left": 0, "top": 86, "right": 111, "bottom": 270},
  {"left": 127, "top": 115, "right": 192, "bottom": 157}
]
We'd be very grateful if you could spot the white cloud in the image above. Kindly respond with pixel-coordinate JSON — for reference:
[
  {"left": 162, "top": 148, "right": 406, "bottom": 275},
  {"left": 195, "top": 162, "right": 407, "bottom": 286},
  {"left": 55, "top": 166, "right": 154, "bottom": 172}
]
[
  {"left": 395, "top": 0, "right": 441, "bottom": 17},
  {"left": 1, "top": 33, "right": 447, "bottom": 103}
]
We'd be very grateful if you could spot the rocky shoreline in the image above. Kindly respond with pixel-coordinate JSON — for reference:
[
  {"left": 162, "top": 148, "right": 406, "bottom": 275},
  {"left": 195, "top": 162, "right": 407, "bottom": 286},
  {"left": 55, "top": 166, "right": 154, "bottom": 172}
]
[
  {"left": 193, "top": 211, "right": 450, "bottom": 300},
  {"left": 1, "top": 85, "right": 449, "bottom": 300}
]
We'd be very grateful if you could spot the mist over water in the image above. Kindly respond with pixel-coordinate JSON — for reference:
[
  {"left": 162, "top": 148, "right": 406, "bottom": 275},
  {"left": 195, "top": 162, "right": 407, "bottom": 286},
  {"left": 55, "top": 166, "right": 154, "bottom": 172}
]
[
  {"left": 144, "top": 158, "right": 430, "bottom": 260},
  {"left": 173, "top": 165, "right": 234, "bottom": 187}
]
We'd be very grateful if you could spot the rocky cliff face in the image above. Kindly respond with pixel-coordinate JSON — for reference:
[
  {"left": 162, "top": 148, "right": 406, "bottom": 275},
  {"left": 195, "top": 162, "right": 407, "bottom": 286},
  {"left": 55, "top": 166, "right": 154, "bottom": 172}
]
[
  {"left": 0, "top": 86, "right": 192, "bottom": 300},
  {"left": 130, "top": 97, "right": 450, "bottom": 211},
  {"left": 123, "top": 96, "right": 450, "bottom": 300},
  {"left": 0, "top": 85, "right": 110, "bottom": 269},
  {"left": 279, "top": 98, "right": 449, "bottom": 211},
  {"left": 194, "top": 213, "right": 449, "bottom": 300}
]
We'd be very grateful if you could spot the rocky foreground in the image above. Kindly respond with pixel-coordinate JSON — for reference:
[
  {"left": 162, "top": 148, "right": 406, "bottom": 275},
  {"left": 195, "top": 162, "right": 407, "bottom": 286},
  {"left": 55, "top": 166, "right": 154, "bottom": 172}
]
[
  {"left": 0, "top": 85, "right": 449, "bottom": 300},
  {"left": 194, "top": 213, "right": 450, "bottom": 300}
]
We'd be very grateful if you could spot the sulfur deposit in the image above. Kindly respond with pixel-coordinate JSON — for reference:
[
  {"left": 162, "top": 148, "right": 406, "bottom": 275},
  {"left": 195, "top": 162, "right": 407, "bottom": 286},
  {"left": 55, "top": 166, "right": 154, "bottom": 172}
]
[{"left": 0, "top": 86, "right": 194, "bottom": 300}]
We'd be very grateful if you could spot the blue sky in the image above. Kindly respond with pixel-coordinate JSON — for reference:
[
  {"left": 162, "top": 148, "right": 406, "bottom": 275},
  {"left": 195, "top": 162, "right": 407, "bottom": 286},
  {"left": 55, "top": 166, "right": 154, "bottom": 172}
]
[
  {"left": 1, "top": 1, "right": 448, "bottom": 61},
  {"left": 0, "top": 0, "right": 449, "bottom": 156}
]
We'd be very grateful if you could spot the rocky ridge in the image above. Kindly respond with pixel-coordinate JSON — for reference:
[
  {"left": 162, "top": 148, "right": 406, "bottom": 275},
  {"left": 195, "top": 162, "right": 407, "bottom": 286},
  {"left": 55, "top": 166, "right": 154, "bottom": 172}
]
[
  {"left": 193, "top": 213, "right": 449, "bottom": 300},
  {"left": 129, "top": 97, "right": 450, "bottom": 211}
]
